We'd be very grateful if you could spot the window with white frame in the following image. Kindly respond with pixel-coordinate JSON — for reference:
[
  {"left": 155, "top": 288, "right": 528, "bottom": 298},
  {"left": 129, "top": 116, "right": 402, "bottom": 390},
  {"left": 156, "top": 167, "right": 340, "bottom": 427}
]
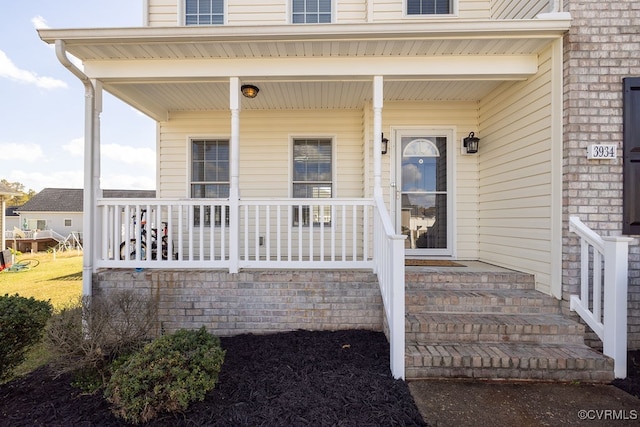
[
  {"left": 185, "top": 0, "right": 224, "bottom": 25},
  {"left": 191, "top": 139, "right": 230, "bottom": 226},
  {"left": 407, "top": 0, "right": 451, "bottom": 15},
  {"left": 292, "top": 138, "right": 332, "bottom": 225},
  {"left": 64, "top": 219, "right": 72, "bottom": 227},
  {"left": 292, "top": 0, "right": 331, "bottom": 24}
]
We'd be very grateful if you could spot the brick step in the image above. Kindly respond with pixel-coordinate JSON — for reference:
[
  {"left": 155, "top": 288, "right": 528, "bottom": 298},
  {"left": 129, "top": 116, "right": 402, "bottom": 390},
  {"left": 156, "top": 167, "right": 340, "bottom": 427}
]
[
  {"left": 405, "top": 271, "right": 535, "bottom": 291},
  {"left": 405, "top": 342, "right": 614, "bottom": 382},
  {"left": 406, "top": 313, "right": 585, "bottom": 344},
  {"left": 406, "top": 289, "right": 561, "bottom": 315}
]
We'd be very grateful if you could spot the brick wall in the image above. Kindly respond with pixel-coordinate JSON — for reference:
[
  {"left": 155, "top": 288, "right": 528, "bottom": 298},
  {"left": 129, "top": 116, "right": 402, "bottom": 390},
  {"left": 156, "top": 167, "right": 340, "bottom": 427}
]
[
  {"left": 563, "top": 0, "right": 640, "bottom": 349},
  {"left": 94, "top": 269, "right": 384, "bottom": 337}
]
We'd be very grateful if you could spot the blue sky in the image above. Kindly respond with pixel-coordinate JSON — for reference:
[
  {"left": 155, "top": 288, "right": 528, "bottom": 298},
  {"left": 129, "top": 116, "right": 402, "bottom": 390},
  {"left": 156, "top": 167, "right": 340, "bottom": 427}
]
[{"left": 0, "top": 1, "right": 156, "bottom": 192}]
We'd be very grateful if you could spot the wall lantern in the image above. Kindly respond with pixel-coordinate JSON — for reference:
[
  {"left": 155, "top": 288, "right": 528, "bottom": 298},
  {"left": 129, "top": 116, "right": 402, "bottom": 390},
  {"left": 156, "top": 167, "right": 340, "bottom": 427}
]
[
  {"left": 381, "top": 133, "right": 389, "bottom": 155},
  {"left": 241, "top": 84, "right": 259, "bottom": 98},
  {"left": 463, "top": 132, "right": 479, "bottom": 154}
]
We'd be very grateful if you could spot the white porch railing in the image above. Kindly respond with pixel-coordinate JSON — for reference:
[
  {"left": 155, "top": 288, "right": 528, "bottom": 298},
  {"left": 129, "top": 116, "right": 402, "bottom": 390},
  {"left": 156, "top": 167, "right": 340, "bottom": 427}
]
[
  {"left": 373, "top": 195, "right": 406, "bottom": 379},
  {"left": 96, "top": 196, "right": 406, "bottom": 379},
  {"left": 568, "top": 216, "right": 635, "bottom": 379},
  {"left": 4, "top": 229, "right": 66, "bottom": 241},
  {"left": 96, "top": 198, "right": 376, "bottom": 270}
]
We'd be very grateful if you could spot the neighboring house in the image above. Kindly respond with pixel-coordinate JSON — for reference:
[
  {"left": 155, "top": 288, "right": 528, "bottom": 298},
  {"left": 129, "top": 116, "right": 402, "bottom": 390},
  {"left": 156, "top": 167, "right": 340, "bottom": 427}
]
[
  {"left": 0, "top": 182, "right": 20, "bottom": 251},
  {"left": 6, "top": 188, "right": 155, "bottom": 252},
  {"left": 4, "top": 206, "right": 21, "bottom": 232},
  {"left": 37, "top": 0, "right": 638, "bottom": 380}
]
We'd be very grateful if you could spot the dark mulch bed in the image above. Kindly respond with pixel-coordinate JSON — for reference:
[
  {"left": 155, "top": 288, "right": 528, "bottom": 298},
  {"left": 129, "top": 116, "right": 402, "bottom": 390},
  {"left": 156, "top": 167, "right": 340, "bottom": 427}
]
[
  {"left": 0, "top": 330, "right": 427, "bottom": 427},
  {"left": 612, "top": 349, "right": 640, "bottom": 399}
]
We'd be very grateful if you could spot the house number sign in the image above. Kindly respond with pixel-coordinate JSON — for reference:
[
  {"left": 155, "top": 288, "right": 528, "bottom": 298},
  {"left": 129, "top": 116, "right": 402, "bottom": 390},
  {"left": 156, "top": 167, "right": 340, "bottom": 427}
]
[{"left": 587, "top": 144, "right": 617, "bottom": 160}]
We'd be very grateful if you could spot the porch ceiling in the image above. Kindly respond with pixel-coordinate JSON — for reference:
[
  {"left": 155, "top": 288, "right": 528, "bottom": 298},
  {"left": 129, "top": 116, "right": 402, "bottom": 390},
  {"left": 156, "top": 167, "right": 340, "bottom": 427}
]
[
  {"left": 106, "top": 80, "right": 503, "bottom": 116},
  {"left": 39, "top": 20, "right": 570, "bottom": 120}
]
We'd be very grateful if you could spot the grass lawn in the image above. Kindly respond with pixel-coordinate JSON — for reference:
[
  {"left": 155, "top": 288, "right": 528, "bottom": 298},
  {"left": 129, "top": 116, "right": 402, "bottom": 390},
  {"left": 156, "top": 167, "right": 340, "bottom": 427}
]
[
  {"left": 0, "top": 251, "right": 82, "bottom": 310},
  {"left": 1, "top": 251, "right": 83, "bottom": 379}
]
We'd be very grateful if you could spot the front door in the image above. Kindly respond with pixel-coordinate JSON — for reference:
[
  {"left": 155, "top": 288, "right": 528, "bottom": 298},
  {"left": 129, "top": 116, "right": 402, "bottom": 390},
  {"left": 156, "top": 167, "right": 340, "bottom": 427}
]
[{"left": 394, "top": 128, "right": 454, "bottom": 256}]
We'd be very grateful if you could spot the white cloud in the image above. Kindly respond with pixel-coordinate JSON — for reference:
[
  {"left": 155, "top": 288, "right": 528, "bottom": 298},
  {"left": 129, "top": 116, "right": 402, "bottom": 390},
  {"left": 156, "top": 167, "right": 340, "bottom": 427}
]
[
  {"left": 0, "top": 49, "right": 67, "bottom": 89},
  {"left": 102, "top": 143, "right": 155, "bottom": 168},
  {"left": 63, "top": 139, "right": 155, "bottom": 169},
  {"left": 31, "top": 15, "right": 50, "bottom": 29},
  {"left": 8, "top": 169, "right": 84, "bottom": 192},
  {"left": 0, "top": 142, "right": 45, "bottom": 162},
  {"left": 101, "top": 174, "right": 155, "bottom": 190},
  {"left": 62, "top": 137, "right": 84, "bottom": 157}
]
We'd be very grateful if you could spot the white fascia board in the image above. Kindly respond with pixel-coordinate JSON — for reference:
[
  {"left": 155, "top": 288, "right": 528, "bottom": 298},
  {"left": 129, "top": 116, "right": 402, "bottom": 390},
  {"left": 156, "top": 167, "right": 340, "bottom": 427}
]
[
  {"left": 85, "top": 55, "right": 538, "bottom": 80},
  {"left": 38, "top": 19, "right": 570, "bottom": 45}
]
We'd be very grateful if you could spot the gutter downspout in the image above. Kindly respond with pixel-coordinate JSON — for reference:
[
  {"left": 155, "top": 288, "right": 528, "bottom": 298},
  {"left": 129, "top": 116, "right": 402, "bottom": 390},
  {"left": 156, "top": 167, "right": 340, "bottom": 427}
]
[{"left": 55, "top": 40, "right": 95, "bottom": 300}]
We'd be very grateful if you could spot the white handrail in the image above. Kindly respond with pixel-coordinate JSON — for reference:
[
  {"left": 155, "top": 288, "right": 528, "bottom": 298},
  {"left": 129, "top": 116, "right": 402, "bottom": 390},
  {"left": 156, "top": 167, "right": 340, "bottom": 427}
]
[
  {"left": 569, "top": 216, "right": 635, "bottom": 379},
  {"left": 374, "top": 194, "right": 406, "bottom": 379}
]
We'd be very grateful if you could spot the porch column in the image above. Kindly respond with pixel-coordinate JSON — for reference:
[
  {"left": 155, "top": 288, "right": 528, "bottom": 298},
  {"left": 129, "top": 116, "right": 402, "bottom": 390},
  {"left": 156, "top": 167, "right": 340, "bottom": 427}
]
[
  {"left": 92, "top": 80, "right": 103, "bottom": 270},
  {"left": 373, "top": 76, "right": 383, "bottom": 198},
  {"left": 229, "top": 77, "right": 240, "bottom": 273},
  {"left": 1, "top": 196, "right": 5, "bottom": 250}
]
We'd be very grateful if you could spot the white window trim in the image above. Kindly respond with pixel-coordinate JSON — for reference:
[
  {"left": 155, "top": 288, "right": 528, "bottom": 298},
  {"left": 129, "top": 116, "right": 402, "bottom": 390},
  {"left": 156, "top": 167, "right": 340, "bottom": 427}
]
[
  {"left": 289, "top": 135, "right": 337, "bottom": 198},
  {"left": 289, "top": 0, "right": 335, "bottom": 24},
  {"left": 187, "top": 136, "right": 232, "bottom": 228},
  {"left": 403, "top": 0, "right": 458, "bottom": 19},
  {"left": 187, "top": 135, "right": 231, "bottom": 198}
]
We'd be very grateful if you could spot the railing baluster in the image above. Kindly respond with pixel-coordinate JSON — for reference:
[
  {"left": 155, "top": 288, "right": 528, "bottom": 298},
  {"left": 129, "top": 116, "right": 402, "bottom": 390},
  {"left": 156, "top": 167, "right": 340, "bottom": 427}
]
[
  {"left": 188, "top": 205, "right": 194, "bottom": 261},
  {"left": 298, "top": 204, "right": 303, "bottom": 261},
  {"left": 341, "top": 205, "right": 346, "bottom": 261},
  {"left": 352, "top": 205, "right": 357, "bottom": 261},
  {"left": 593, "top": 249, "right": 602, "bottom": 322},
  {"left": 580, "top": 240, "right": 589, "bottom": 304},
  {"left": 331, "top": 205, "right": 336, "bottom": 261},
  {"left": 287, "top": 205, "right": 292, "bottom": 261},
  {"left": 255, "top": 205, "right": 260, "bottom": 261},
  {"left": 266, "top": 205, "right": 271, "bottom": 261},
  {"left": 277, "top": 205, "right": 282, "bottom": 261},
  {"left": 220, "top": 205, "right": 226, "bottom": 260},
  {"left": 319, "top": 205, "right": 325, "bottom": 261}
]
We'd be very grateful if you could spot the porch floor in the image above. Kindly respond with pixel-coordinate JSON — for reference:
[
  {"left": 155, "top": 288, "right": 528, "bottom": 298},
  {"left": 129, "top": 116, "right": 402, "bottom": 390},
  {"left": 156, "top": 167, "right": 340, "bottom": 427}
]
[{"left": 405, "top": 264, "right": 614, "bottom": 382}]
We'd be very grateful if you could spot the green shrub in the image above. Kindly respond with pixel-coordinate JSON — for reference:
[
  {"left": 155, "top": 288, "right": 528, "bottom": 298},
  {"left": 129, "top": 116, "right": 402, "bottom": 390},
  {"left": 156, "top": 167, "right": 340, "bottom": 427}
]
[
  {"left": 105, "top": 327, "right": 225, "bottom": 424},
  {"left": 0, "top": 294, "right": 53, "bottom": 380}
]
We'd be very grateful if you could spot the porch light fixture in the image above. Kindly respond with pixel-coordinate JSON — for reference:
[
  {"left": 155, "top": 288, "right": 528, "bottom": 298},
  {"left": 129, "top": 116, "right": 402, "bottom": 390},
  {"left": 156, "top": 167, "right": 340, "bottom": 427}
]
[
  {"left": 381, "top": 133, "right": 389, "bottom": 155},
  {"left": 463, "top": 132, "right": 479, "bottom": 154},
  {"left": 241, "top": 84, "right": 259, "bottom": 98}
]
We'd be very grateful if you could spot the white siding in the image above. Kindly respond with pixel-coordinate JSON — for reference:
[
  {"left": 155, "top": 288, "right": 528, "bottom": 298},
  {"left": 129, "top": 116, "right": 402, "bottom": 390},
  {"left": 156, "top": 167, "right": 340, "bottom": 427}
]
[
  {"left": 491, "top": 0, "right": 550, "bottom": 19},
  {"left": 147, "top": 0, "right": 178, "bottom": 27},
  {"left": 336, "top": 0, "right": 368, "bottom": 23},
  {"left": 159, "top": 109, "right": 365, "bottom": 199},
  {"left": 146, "top": 1, "right": 521, "bottom": 27},
  {"left": 477, "top": 45, "right": 554, "bottom": 293},
  {"left": 17, "top": 212, "right": 84, "bottom": 236},
  {"left": 227, "top": 2, "right": 287, "bottom": 25}
]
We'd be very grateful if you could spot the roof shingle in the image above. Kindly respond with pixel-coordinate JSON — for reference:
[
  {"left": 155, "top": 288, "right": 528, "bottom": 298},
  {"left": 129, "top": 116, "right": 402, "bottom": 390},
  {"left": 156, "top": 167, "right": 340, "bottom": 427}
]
[{"left": 17, "top": 188, "right": 156, "bottom": 213}]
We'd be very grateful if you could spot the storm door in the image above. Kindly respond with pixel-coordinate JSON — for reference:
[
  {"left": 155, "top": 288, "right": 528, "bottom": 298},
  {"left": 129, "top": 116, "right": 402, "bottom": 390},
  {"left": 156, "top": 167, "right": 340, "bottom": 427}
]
[{"left": 395, "top": 129, "right": 453, "bottom": 256}]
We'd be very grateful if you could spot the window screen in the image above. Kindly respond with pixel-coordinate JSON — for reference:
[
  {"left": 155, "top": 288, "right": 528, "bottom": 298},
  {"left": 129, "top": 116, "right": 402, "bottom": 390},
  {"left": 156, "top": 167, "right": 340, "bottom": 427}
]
[
  {"left": 292, "top": 0, "right": 331, "bottom": 24},
  {"left": 186, "top": 0, "right": 224, "bottom": 25},
  {"left": 407, "top": 0, "right": 451, "bottom": 15}
]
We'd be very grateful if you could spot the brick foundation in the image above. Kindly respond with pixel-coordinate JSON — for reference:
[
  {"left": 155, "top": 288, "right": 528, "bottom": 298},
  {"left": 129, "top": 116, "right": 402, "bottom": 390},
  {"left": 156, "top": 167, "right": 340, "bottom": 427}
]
[{"left": 93, "top": 269, "right": 384, "bottom": 337}]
